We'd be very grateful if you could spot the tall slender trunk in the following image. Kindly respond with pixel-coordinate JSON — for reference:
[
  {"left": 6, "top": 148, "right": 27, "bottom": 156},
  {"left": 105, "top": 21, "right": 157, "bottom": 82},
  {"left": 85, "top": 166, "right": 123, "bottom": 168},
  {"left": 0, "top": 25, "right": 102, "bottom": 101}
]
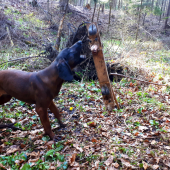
[
  {"left": 97, "top": 4, "right": 101, "bottom": 23},
  {"left": 118, "top": 0, "right": 121, "bottom": 9},
  {"left": 101, "top": 3, "right": 105, "bottom": 13},
  {"left": 164, "top": 0, "right": 170, "bottom": 29},
  {"left": 47, "top": 0, "right": 49, "bottom": 13},
  {"left": 162, "top": 0, "right": 167, "bottom": 17},
  {"left": 135, "top": 0, "right": 143, "bottom": 40},
  {"left": 55, "top": 0, "right": 69, "bottom": 50},
  {"left": 142, "top": 12, "right": 147, "bottom": 26},
  {"left": 159, "top": 0, "right": 164, "bottom": 23},
  {"left": 151, "top": 0, "right": 154, "bottom": 11},
  {"left": 109, "top": 4, "right": 112, "bottom": 24},
  {"left": 92, "top": 2, "right": 97, "bottom": 22}
]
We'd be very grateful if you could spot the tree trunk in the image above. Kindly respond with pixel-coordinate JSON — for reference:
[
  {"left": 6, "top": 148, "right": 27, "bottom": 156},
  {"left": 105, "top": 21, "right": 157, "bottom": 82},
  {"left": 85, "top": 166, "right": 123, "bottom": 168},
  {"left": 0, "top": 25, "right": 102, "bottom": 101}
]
[
  {"left": 142, "top": 12, "right": 147, "bottom": 26},
  {"left": 159, "top": 0, "right": 164, "bottom": 23},
  {"left": 109, "top": 3, "right": 112, "bottom": 24},
  {"left": 118, "top": 0, "right": 121, "bottom": 9},
  {"left": 162, "top": 0, "right": 167, "bottom": 17},
  {"left": 55, "top": 0, "right": 69, "bottom": 50},
  {"left": 136, "top": 0, "right": 143, "bottom": 40},
  {"left": 151, "top": 0, "right": 154, "bottom": 11},
  {"left": 47, "top": 0, "right": 49, "bottom": 13},
  {"left": 60, "top": 0, "right": 69, "bottom": 12},
  {"left": 101, "top": 3, "right": 105, "bottom": 13},
  {"left": 97, "top": 4, "right": 101, "bottom": 23},
  {"left": 121, "top": 0, "right": 123, "bottom": 9},
  {"left": 92, "top": 2, "right": 97, "bottom": 22},
  {"left": 164, "top": 0, "right": 170, "bottom": 29},
  {"left": 113, "top": 0, "right": 117, "bottom": 9}
]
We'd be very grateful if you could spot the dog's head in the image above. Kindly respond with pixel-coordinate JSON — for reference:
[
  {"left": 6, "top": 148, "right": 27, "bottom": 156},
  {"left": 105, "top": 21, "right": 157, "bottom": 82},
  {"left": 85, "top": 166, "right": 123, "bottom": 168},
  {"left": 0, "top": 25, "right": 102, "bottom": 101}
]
[{"left": 56, "top": 40, "right": 85, "bottom": 81}]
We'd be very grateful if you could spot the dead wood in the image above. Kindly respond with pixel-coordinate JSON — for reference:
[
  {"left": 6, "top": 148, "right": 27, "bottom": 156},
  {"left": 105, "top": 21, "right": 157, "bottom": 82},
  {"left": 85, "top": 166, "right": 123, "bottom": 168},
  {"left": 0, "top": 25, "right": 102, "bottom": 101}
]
[
  {"left": 110, "top": 73, "right": 167, "bottom": 86},
  {"left": 0, "top": 123, "right": 23, "bottom": 131}
]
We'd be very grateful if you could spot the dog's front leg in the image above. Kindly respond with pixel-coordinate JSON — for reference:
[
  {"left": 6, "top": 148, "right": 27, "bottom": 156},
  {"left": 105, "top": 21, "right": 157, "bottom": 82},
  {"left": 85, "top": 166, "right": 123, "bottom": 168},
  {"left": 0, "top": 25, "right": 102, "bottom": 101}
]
[
  {"left": 36, "top": 105, "right": 55, "bottom": 140},
  {"left": 49, "top": 101, "right": 66, "bottom": 128}
]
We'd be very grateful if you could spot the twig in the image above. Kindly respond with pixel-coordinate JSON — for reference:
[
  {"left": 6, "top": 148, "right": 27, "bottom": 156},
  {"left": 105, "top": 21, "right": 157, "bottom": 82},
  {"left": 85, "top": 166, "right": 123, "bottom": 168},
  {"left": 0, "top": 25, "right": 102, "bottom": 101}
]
[
  {"left": 0, "top": 33, "right": 7, "bottom": 40},
  {"left": 6, "top": 26, "right": 14, "bottom": 47},
  {"left": 110, "top": 73, "right": 167, "bottom": 86}
]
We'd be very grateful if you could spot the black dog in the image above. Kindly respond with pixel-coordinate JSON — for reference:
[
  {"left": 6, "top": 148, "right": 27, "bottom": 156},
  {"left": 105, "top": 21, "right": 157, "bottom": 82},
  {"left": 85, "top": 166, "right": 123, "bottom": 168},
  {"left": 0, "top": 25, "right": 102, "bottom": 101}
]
[{"left": 0, "top": 40, "right": 85, "bottom": 140}]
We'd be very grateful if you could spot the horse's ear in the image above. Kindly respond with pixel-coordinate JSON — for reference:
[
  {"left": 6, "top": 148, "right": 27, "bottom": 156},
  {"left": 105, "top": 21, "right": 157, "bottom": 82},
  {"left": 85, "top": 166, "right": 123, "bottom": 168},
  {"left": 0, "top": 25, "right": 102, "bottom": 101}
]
[{"left": 57, "top": 59, "right": 73, "bottom": 81}]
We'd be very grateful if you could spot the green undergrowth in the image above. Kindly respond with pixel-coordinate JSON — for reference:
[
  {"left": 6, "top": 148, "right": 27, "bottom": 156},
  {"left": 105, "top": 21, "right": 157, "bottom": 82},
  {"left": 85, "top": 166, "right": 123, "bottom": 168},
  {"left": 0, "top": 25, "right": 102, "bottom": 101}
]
[{"left": 0, "top": 78, "right": 170, "bottom": 169}]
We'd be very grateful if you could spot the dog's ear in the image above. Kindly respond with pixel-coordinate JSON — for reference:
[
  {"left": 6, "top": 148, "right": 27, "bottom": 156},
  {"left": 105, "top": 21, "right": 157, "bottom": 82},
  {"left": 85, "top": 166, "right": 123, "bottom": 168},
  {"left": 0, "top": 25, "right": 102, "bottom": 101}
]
[{"left": 57, "top": 59, "right": 74, "bottom": 81}]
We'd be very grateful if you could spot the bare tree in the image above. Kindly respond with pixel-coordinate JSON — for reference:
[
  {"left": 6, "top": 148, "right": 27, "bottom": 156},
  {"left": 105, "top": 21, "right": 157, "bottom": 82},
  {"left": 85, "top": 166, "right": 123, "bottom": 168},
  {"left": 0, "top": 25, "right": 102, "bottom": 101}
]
[
  {"left": 97, "top": 4, "right": 101, "bottom": 23},
  {"left": 109, "top": 0, "right": 113, "bottom": 24},
  {"left": 159, "top": 0, "right": 164, "bottom": 23},
  {"left": 55, "top": 0, "right": 69, "bottom": 50},
  {"left": 92, "top": 0, "right": 97, "bottom": 22},
  {"left": 136, "top": 0, "right": 143, "bottom": 40},
  {"left": 164, "top": 0, "right": 170, "bottom": 28},
  {"left": 60, "top": 0, "right": 69, "bottom": 12},
  {"left": 101, "top": 3, "right": 105, "bottom": 13},
  {"left": 47, "top": 0, "right": 50, "bottom": 13}
]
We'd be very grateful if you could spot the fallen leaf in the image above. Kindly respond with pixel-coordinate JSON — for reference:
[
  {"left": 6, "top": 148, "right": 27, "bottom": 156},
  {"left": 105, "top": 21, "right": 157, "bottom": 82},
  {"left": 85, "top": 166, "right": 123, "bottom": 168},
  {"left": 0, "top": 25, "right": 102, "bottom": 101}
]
[
  {"left": 45, "top": 141, "right": 54, "bottom": 149},
  {"left": 112, "top": 162, "right": 119, "bottom": 168},
  {"left": 138, "top": 126, "right": 148, "bottom": 132},
  {"left": 153, "top": 165, "right": 159, "bottom": 169},
  {"left": 20, "top": 143, "right": 26, "bottom": 149},
  {"left": 73, "top": 144, "right": 83, "bottom": 152},
  {"left": 163, "top": 159, "right": 170, "bottom": 167},
  {"left": 129, "top": 82, "right": 134, "bottom": 87},
  {"left": 164, "top": 146, "right": 170, "bottom": 150},
  {"left": 91, "top": 138, "right": 97, "bottom": 143},
  {"left": 0, "top": 163, "right": 6, "bottom": 170},
  {"left": 28, "top": 157, "right": 40, "bottom": 163},
  {"left": 94, "top": 160, "right": 100, "bottom": 168},
  {"left": 6, "top": 145, "right": 20, "bottom": 154},
  {"left": 105, "top": 156, "right": 114, "bottom": 166},
  {"left": 88, "top": 122, "right": 96, "bottom": 127},
  {"left": 143, "top": 161, "right": 148, "bottom": 170},
  {"left": 120, "top": 158, "right": 135, "bottom": 168},
  {"left": 69, "top": 153, "right": 77, "bottom": 166}
]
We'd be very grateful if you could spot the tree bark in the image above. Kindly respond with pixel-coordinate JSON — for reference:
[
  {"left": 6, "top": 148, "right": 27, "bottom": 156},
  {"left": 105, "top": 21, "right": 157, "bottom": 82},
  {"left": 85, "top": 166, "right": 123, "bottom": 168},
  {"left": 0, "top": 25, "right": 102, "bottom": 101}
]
[
  {"left": 118, "top": 0, "right": 121, "bottom": 9},
  {"left": 92, "top": 2, "right": 97, "bottom": 22},
  {"left": 97, "top": 4, "right": 101, "bottom": 23},
  {"left": 159, "top": 0, "right": 164, "bottom": 23},
  {"left": 47, "top": 0, "right": 50, "bottom": 13},
  {"left": 162, "top": 0, "right": 167, "bottom": 16},
  {"left": 60, "top": 0, "right": 69, "bottom": 12},
  {"left": 101, "top": 3, "right": 105, "bottom": 13},
  {"left": 142, "top": 12, "right": 147, "bottom": 26},
  {"left": 109, "top": 3, "right": 112, "bottom": 24},
  {"left": 164, "top": 0, "right": 170, "bottom": 29},
  {"left": 135, "top": 0, "right": 143, "bottom": 40},
  {"left": 55, "top": 0, "right": 69, "bottom": 50}
]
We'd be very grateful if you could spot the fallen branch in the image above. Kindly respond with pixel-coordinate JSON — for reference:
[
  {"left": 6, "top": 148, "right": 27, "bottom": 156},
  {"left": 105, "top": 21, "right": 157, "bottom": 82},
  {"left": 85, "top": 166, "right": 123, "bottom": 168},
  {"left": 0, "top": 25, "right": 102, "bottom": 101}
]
[
  {"left": 0, "top": 123, "right": 22, "bottom": 131},
  {"left": 0, "top": 54, "right": 46, "bottom": 66},
  {"left": 110, "top": 73, "right": 167, "bottom": 86}
]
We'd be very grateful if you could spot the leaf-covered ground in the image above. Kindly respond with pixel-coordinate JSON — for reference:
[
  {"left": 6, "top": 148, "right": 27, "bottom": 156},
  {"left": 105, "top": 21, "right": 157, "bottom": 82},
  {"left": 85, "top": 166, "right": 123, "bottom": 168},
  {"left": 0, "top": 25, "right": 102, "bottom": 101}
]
[
  {"left": 0, "top": 0, "right": 170, "bottom": 169},
  {"left": 0, "top": 78, "right": 170, "bottom": 169}
]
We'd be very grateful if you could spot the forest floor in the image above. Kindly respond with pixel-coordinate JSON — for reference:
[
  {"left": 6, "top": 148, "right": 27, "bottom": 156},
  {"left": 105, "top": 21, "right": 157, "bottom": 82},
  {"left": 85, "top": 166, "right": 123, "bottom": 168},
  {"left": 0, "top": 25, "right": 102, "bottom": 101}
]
[{"left": 0, "top": 0, "right": 170, "bottom": 170}]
